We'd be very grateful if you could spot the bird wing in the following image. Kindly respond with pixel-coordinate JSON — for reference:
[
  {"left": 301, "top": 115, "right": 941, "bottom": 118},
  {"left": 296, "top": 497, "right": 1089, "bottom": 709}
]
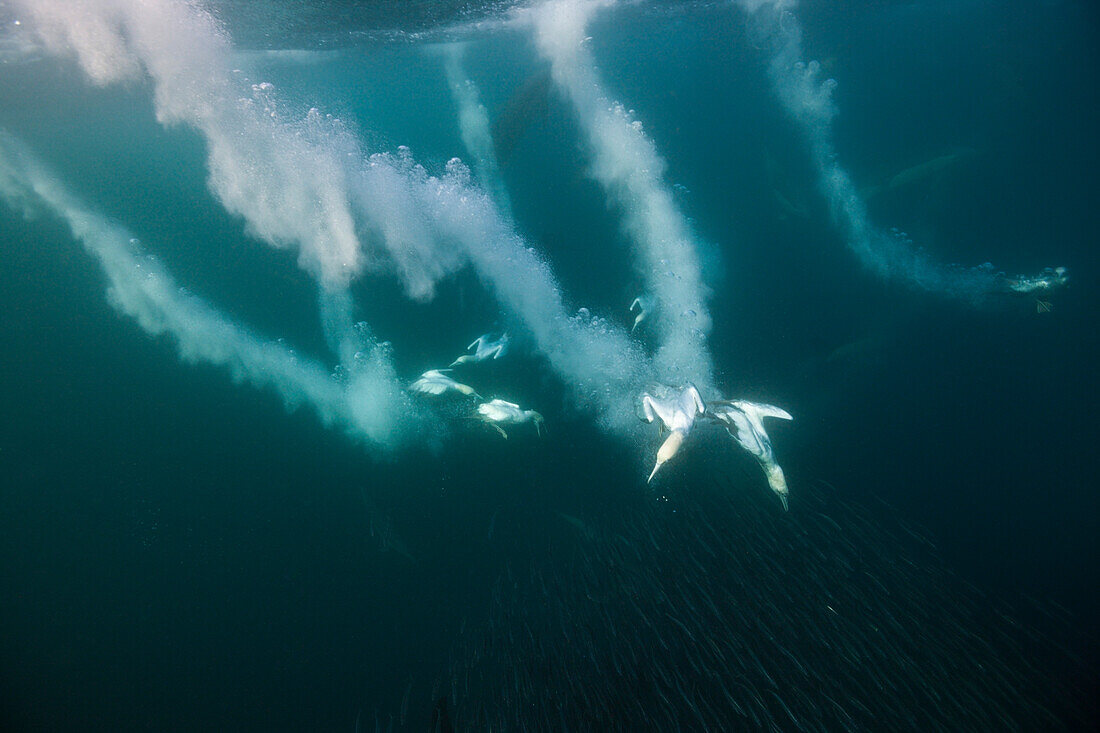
[
  {"left": 411, "top": 379, "right": 448, "bottom": 395},
  {"left": 727, "top": 410, "right": 768, "bottom": 458},
  {"left": 684, "top": 384, "right": 706, "bottom": 416},
  {"left": 731, "top": 400, "right": 792, "bottom": 423}
]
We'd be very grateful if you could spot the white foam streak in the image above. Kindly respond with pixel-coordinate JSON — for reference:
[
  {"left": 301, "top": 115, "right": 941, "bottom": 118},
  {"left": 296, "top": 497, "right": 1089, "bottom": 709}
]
[
  {"left": 0, "top": 131, "right": 412, "bottom": 450},
  {"left": 529, "top": 0, "right": 715, "bottom": 391},
  {"left": 352, "top": 147, "right": 467, "bottom": 302},
  {"left": 11, "top": 0, "right": 461, "bottom": 299},
  {"left": 11, "top": 0, "right": 366, "bottom": 288},
  {"left": 11, "top": 0, "right": 661, "bottom": 440},
  {"left": 20, "top": 1, "right": 142, "bottom": 85},
  {"left": 737, "top": 0, "right": 1029, "bottom": 302},
  {"left": 441, "top": 44, "right": 513, "bottom": 214},
  {"left": 427, "top": 159, "right": 653, "bottom": 434}
]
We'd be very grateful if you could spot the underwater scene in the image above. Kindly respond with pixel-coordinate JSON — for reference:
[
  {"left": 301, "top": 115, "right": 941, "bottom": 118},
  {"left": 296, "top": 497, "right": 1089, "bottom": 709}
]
[{"left": 0, "top": 0, "right": 1097, "bottom": 729}]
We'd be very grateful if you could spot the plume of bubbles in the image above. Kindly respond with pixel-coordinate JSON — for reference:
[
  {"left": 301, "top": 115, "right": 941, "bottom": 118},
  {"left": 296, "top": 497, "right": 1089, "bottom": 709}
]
[
  {"left": 736, "top": 0, "right": 1066, "bottom": 305},
  {"left": 0, "top": 130, "right": 414, "bottom": 451},
  {"left": 525, "top": 0, "right": 717, "bottom": 392},
  {"left": 3, "top": 0, "right": 662, "bottom": 450},
  {"left": 438, "top": 42, "right": 513, "bottom": 215}
]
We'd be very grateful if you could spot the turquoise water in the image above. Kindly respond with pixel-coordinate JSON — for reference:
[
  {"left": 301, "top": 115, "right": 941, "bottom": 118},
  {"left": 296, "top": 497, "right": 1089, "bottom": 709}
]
[{"left": 0, "top": 0, "right": 1096, "bottom": 729}]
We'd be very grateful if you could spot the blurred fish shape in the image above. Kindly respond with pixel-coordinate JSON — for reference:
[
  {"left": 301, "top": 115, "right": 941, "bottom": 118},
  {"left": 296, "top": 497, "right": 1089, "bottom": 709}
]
[
  {"left": 360, "top": 488, "right": 416, "bottom": 563},
  {"left": 556, "top": 511, "right": 597, "bottom": 542},
  {"left": 863, "top": 146, "right": 980, "bottom": 201}
]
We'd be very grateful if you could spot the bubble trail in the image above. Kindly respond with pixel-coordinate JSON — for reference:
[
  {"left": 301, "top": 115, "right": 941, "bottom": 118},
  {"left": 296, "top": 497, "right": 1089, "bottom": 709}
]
[
  {"left": 439, "top": 42, "right": 513, "bottom": 216},
  {"left": 734, "top": 0, "right": 1066, "bottom": 306},
  {"left": 11, "top": 0, "right": 658, "bottom": 439},
  {"left": 0, "top": 130, "right": 412, "bottom": 449},
  {"left": 527, "top": 0, "right": 716, "bottom": 391}
]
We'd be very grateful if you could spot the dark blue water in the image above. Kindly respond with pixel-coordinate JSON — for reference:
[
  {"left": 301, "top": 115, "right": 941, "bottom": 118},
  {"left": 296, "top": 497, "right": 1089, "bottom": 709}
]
[{"left": 0, "top": 0, "right": 1096, "bottom": 730}]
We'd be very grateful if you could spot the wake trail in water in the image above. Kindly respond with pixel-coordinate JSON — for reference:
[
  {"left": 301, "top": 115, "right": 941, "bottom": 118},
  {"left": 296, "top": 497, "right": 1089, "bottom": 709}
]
[
  {"left": 528, "top": 0, "right": 716, "bottom": 392},
  {"left": 735, "top": 0, "right": 1065, "bottom": 305},
  {"left": 425, "top": 158, "right": 654, "bottom": 434},
  {"left": 440, "top": 43, "right": 513, "bottom": 216},
  {"left": 0, "top": 130, "right": 412, "bottom": 449},
  {"left": 10, "top": 0, "right": 657, "bottom": 442},
  {"left": 437, "top": 37, "right": 656, "bottom": 431}
]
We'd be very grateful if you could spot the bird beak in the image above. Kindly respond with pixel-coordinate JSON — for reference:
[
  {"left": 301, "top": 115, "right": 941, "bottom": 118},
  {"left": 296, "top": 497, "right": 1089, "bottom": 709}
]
[{"left": 649, "top": 430, "right": 684, "bottom": 484}]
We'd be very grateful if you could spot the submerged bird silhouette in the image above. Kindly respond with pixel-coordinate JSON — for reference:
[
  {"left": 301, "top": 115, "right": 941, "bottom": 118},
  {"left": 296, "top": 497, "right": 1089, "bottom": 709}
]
[
  {"left": 1000, "top": 266, "right": 1068, "bottom": 313},
  {"left": 409, "top": 369, "right": 481, "bottom": 399},
  {"left": 640, "top": 384, "right": 706, "bottom": 483},
  {"left": 708, "top": 399, "right": 793, "bottom": 510},
  {"left": 451, "top": 332, "right": 510, "bottom": 366},
  {"left": 630, "top": 296, "right": 651, "bottom": 333},
  {"left": 476, "top": 398, "right": 544, "bottom": 438}
]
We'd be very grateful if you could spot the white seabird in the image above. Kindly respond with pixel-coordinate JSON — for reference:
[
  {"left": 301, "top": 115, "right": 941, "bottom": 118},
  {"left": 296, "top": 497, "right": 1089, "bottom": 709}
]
[
  {"left": 708, "top": 399, "right": 792, "bottom": 510},
  {"left": 640, "top": 384, "right": 706, "bottom": 483},
  {"left": 476, "top": 398, "right": 544, "bottom": 439},
  {"left": 1002, "top": 266, "right": 1068, "bottom": 313},
  {"left": 409, "top": 369, "right": 481, "bottom": 399},
  {"left": 630, "top": 296, "right": 651, "bottom": 333},
  {"left": 451, "top": 332, "right": 510, "bottom": 367}
]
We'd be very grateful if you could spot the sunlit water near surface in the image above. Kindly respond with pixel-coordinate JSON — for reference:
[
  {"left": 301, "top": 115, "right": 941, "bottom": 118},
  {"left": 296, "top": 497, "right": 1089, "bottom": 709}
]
[{"left": 0, "top": 0, "right": 1097, "bottom": 730}]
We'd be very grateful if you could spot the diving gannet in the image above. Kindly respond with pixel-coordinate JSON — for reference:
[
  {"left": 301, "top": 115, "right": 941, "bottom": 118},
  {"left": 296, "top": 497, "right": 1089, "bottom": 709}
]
[
  {"left": 708, "top": 400, "right": 792, "bottom": 510},
  {"left": 451, "top": 332, "right": 510, "bottom": 367},
  {"left": 630, "top": 296, "right": 651, "bottom": 333},
  {"left": 476, "top": 398, "right": 544, "bottom": 439},
  {"left": 640, "top": 384, "right": 706, "bottom": 483},
  {"left": 1002, "top": 267, "right": 1068, "bottom": 313},
  {"left": 409, "top": 369, "right": 481, "bottom": 399}
]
